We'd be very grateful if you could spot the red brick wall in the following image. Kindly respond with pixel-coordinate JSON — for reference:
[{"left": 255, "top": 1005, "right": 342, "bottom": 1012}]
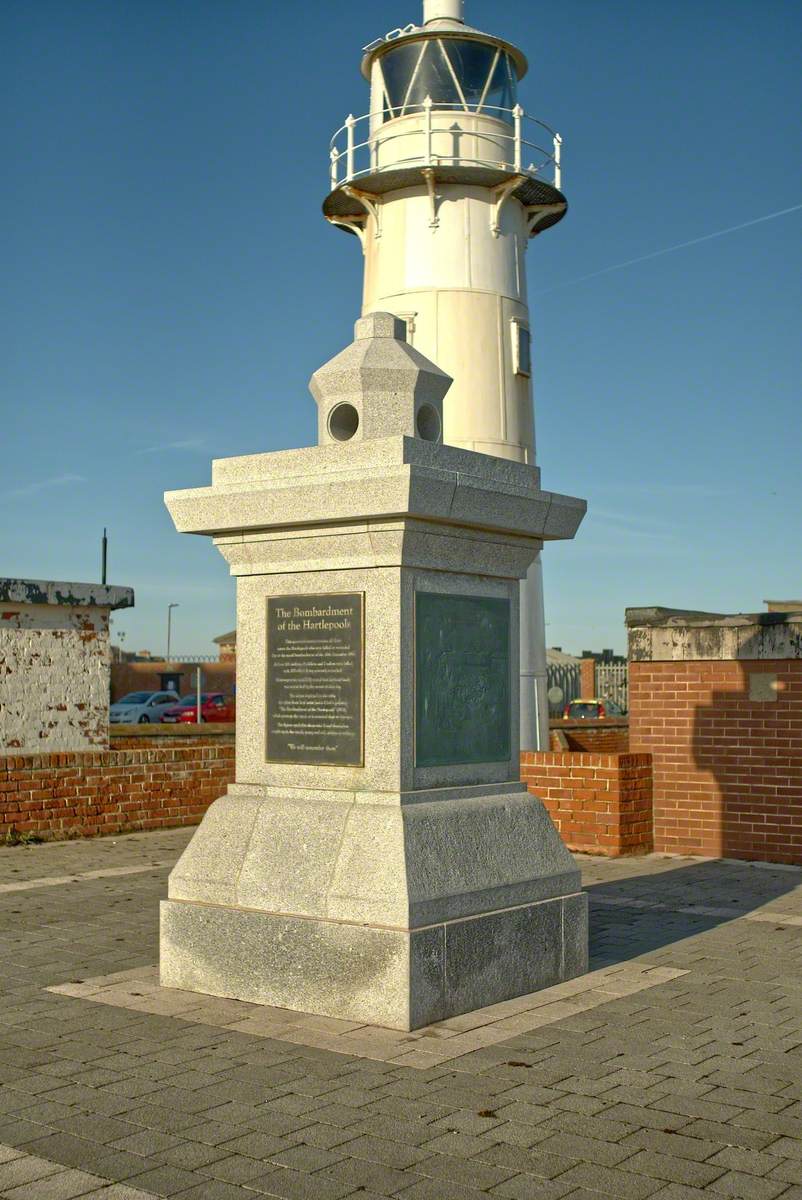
[
  {"left": 0, "top": 732, "right": 234, "bottom": 841},
  {"left": 551, "top": 720, "right": 629, "bottom": 754},
  {"left": 580, "top": 658, "right": 596, "bottom": 699},
  {"left": 521, "top": 750, "right": 652, "bottom": 856},
  {"left": 629, "top": 660, "right": 802, "bottom": 864}
]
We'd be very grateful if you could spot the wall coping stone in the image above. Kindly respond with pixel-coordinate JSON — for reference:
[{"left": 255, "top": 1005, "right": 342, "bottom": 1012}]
[
  {"left": 110, "top": 724, "right": 234, "bottom": 739},
  {"left": 0, "top": 578, "right": 134, "bottom": 609}
]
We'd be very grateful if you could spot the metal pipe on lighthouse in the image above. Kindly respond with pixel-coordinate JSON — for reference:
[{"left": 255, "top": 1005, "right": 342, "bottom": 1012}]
[{"left": 323, "top": 0, "right": 569, "bottom": 750}]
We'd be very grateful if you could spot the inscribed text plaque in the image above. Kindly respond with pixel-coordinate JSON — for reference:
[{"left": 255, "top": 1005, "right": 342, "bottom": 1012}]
[{"left": 266, "top": 593, "right": 363, "bottom": 767}]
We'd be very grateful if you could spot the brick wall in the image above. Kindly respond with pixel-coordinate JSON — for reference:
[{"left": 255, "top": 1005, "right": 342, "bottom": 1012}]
[
  {"left": 521, "top": 750, "right": 652, "bottom": 856},
  {"left": 551, "top": 720, "right": 629, "bottom": 754},
  {"left": 629, "top": 659, "right": 802, "bottom": 864},
  {"left": 580, "top": 658, "right": 596, "bottom": 699},
  {"left": 0, "top": 728, "right": 234, "bottom": 842}
]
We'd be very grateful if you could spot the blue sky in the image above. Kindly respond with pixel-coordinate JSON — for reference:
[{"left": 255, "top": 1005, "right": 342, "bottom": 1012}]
[{"left": 2, "top": 0, "right": 800, "bottom": 657}]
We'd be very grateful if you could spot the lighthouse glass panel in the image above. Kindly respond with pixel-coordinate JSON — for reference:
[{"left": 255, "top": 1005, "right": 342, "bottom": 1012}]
[{"left": 380, "top": 39, "right": 517, "bottom": 121}]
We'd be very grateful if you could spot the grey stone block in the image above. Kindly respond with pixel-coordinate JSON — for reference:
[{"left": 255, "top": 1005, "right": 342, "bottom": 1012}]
[
  {"left": 562, "top": 892, "right": 590, "bottom": 978},
  {"left": 161, "top": 881, "right": 587, "bottom": 1031},
  {"left": 160, "top": 900, "right": 445, "bottom": 1030},
  {"left": 444, "top": 900, "right": 562, "bottom": 1016}
]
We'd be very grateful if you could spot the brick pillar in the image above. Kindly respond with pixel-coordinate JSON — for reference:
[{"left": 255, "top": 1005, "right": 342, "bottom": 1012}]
[{"left": 580, "top": 657, "right": 596, "bottom": 699}]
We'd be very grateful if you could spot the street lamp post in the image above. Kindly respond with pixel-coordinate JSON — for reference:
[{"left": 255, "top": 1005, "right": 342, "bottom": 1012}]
[{"left": 166, "top": 604, "right": 179, "bottom": 662}]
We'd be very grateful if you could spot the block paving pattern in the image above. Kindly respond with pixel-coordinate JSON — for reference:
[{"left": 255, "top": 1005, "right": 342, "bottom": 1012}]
[{"left": 1, "top": 831, "right": 802, "bottom": 1199}]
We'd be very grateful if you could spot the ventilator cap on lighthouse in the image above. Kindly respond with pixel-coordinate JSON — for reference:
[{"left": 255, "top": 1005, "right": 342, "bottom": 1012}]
[
  {"left": 309, "top": 312, "right": 452, "bottom": 447},
  {"left": 423, "top": 0, "right": 464, "bottom": 23}
]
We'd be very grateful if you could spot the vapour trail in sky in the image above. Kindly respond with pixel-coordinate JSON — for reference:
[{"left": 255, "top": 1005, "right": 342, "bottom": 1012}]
[{"left": 535, "top": 203, "right": 802, "bottom": 295}]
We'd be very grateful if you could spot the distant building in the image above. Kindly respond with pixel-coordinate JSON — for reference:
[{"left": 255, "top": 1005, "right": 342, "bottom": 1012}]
[
  {"left": 764, "top": 600, "right": 802, "bottom": 614},
  {"left": 547, "top": 647, "right": 580, "bottom": 665},
  {"left": 581, "top": 647, "right": 625, "bottom": 665},
  {"left": 214, "top": 630, "right": 237, "bottom": 661}
]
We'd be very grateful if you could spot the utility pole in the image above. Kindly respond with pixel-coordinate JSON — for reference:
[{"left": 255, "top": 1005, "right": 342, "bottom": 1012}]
[
  {"left": 101, "top": 529, "right": 108, "bottom": 585},
  {"left": 166, "top": 603, "right": 179, "bottom": 662}
]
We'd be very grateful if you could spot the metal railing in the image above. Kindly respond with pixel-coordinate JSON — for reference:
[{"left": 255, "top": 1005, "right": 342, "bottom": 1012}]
[
  {"left": 596, "top": 663, "right": 629, "bottom": 713},
  {"left": 329, "top": 101, "right": 562, "bottom": 192}
]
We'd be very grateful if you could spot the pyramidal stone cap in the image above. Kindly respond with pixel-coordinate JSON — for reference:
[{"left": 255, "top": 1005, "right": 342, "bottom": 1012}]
[{"left": 309, "top": 311, "right": 452, "bottom": 447}]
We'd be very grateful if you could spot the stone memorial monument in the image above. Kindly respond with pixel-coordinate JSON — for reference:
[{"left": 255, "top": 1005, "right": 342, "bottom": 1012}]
[{"left": 161, "top": 313, "right": 588, "bottom": 1030}]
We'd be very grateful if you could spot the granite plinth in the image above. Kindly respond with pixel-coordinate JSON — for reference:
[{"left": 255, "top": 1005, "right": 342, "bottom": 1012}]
[
  {"left": 160, "top": 785, "right": 588, "bottom": 1030},
  {"left": 160, "top": 891, "right": 587, "bottom": 1031}
]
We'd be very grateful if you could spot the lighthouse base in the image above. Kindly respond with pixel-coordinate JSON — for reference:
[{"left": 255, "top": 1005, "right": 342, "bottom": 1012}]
[{"left": 159, "top": 786, "right": 588, "bottom": 1032}]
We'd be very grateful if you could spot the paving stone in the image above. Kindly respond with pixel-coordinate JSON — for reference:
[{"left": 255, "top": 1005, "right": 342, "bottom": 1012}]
[
  {"left": 489, "top": 1177, "right": 576, "bottom": 1200},
  {"left": 290, "top": 1124, "right": 356, "bottom": 1151},
  {"left": 551, "top": 1162, "right": 664, "bottom": 1198},
  {"left": 164, "top": 1181, "right": 258, "bottom": 1200},
  {"left": 0, "top": 1155, "right": 63, "bottom": 1189},
  {"left": 669, "top": 1120, "right": 776, "bottom": 1152},
  {"left": 327, "top": 1155, "right": 424, "bottom": 1194},
  {"left": 79, "top": 1187, "right": 164, "bottom": 1200},
  {"left": 762, "top": 1135, "right": 802, "bottom": 1160},
  {"left": 215, "top": 1132, "right": 300, "bottom": 1161},
  {"left": 620, "top": 1149, "right": 725, "bottom": 1187},
  {"left": 411, "top": 1153, "right": 517, "bottom": 1192},
  {"left": 106, "top": 1131, "right": 183, "bottom": 1159},
  {"left": 333, "top": 1134, "right": 427, "bottom": 1170},
  {"left": 768, "top": 1157, "right": 802, "bottom": 1185},
  {"left": 1, "top": 1168, "right": 109, "bottom": 1199},
  {"left": 121, "top": 1164, "right": 204, "bottom": 1195},
  {"left": 532, "top": 1131, "right": 634, "bottom": 1166},
  {"left": 707, "top": 1169, "right": 790, "bottom": 1197},
  {"left": 244, "top": 1165, "right": 361, "bottom": 1198},
  {"left": 385, "top": 1174, "right": 489, "bottom": 1200}
]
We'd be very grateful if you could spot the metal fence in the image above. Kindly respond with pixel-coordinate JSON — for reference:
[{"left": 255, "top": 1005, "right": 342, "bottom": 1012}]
[
  {"left": 546, "top": 662, "right": 581, "bottom": 716},
  {"left": 596, "top": 663, "right": 629, "bottom": 713}
]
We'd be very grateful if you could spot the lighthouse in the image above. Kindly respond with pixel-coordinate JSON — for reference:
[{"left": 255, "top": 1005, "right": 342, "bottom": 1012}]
[{"left": 324, "top": 0, "right": 567, "bottom": 750}]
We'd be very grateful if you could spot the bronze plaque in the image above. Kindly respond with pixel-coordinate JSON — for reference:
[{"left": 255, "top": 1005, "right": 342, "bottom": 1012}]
[
  {"left": 266, "top": 593, "right": 364, "bottom": 767},
  {"left": 415, "top": 591, "right": 511, "bottom": 767}
]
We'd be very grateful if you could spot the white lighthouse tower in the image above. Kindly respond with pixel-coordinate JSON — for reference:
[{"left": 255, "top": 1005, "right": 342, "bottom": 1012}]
[{"left": 324, "top": 0, "right": 567, "bottom": 749}]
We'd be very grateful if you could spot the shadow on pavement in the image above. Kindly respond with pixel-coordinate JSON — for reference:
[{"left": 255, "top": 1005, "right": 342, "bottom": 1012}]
[{"left": 582, "top": 857, "right": 802, "bottom": 968}]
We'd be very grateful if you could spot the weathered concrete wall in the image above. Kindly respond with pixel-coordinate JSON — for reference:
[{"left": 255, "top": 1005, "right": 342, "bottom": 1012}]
[
  {"left": 628, "top": 607, "right": 802, "bottom": 662},
  {"left": 0, "top": 603, "right": 111, "bottom": 752}
]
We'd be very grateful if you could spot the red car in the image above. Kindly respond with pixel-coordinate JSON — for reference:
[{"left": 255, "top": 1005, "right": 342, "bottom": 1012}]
[{"left": 160, "top": 692, "right": 235, "bottom": 723}]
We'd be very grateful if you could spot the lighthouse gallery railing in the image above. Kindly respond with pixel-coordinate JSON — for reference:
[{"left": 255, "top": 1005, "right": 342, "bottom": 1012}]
[{"left": 329, "top": 102, "right": 562, "bottom": 193}]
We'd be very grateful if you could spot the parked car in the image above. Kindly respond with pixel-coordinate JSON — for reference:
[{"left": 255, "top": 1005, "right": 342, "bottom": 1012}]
[
  {"left": 110, "top": 691, "right": 180, "bottom": 724},
  {"left": 160, "top": 693, "right": 235, "bottom": 724},
  {"left": 563, "top": 698, "right": 625, "bottom": 720}
]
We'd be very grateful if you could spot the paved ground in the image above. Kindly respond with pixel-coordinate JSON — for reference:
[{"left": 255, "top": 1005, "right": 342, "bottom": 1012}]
[{"left": 2, "top": 831, "right": 802, "bottom": 1200}]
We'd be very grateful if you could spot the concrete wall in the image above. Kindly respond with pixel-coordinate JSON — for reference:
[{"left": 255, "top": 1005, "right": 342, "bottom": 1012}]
[{"left": 0, "top": 603, "right": 111, "bottom": 753}]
